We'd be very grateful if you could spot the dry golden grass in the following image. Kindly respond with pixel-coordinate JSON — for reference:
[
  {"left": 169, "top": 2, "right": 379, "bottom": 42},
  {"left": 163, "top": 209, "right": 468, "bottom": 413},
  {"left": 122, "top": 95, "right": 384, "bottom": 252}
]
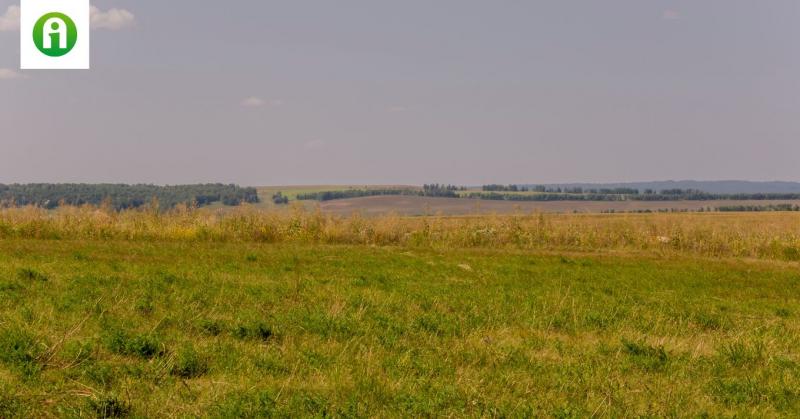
[{"left": 1, "top": 204, "right": 799, "bottom": 260}]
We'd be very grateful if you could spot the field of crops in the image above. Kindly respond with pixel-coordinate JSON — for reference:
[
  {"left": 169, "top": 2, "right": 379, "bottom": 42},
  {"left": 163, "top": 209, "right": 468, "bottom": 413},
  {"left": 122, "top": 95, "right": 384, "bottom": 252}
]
[
  {"left": 316, "top": 195, "right": 800, "bottom": 217},
  {"left": 1, "top": 207, "right": 799, "bottom": 416}
]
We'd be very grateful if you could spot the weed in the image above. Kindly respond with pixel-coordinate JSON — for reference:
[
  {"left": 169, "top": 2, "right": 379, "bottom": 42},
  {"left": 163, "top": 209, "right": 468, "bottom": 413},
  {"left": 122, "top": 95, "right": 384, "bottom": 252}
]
[
  {"left": 17, "top": 268, "right": 48, "bottom": 282},
  {"left": 718, "top": 341, "right": 765, "bottom": 367},
  {"left": 171, "top": 345, "right": 208, "bottom": 378},
  {"left": 105, "top": 329, "right": 164, "bottom": 359},
  {"left": 197, "top": 319, "right": 225, "bottom": 336},
  {"left": 552, "top": 405, "right": 584, "bottom": 419},
  {"left": 693, "top": 312, "right": 727, "bottom": 331},
  {"left": 233, "top": 322, "right": 274, "bottom": 342},
  {"left": 710, "top": 378, "right": 768, "bottom": 406},
  {"left": 84, "top": 363, "right": 116, "bottom": 388},
  {"left": 254, "top": 352, "right": 290, "bottom": 376},
  {"left": 0, "top": 327, "right": 43, "bottom": 377},
  {"left": 134, "top": 295, "right": 154, "bottom": 316},
  {"left": 0, "top": 388, "right": 24, "bottom": 417},
  {"left": 87, "top": 394, "right": 131, "bottom": 418},
  {"left": 211, "top": 390, "right": 277, "bottom": 417},
  {"left": 622, "top": 340, "right": 669, "bottom": 371},
  {"left": 782, "top": 246, "right": 800, "bottom": 261}
]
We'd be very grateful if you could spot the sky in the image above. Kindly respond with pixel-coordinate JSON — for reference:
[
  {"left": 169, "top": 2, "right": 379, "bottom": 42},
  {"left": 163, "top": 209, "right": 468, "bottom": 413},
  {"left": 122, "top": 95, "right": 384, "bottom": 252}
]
[{"left": 1, "top": 0, "right": 799, "bottom": 186}]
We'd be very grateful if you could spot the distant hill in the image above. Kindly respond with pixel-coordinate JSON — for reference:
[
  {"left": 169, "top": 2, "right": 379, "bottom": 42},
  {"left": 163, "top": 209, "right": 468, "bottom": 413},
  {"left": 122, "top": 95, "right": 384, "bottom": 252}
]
[{"left": 520, "top": 181, "right": 800, "bottom": 194}]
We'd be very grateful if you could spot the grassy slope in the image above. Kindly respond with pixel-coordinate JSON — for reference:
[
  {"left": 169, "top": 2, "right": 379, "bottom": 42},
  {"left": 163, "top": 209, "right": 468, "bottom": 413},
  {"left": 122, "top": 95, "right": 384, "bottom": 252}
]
[{"left": 0, "top": 240, "right": 799, "bottom": 417}]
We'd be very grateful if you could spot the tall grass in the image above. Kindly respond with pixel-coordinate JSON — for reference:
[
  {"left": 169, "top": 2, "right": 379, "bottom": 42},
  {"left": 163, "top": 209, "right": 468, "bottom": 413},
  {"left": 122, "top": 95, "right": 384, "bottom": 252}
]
[{"left": 1, "top": 204, "right": 799, "bottom": 260}]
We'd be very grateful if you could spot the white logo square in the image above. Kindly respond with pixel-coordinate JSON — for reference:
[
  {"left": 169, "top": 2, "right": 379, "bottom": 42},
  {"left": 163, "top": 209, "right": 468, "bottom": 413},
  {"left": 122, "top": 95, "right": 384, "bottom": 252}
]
[{"left": 20, "top": 0, "right": 90, "bottom": 69}]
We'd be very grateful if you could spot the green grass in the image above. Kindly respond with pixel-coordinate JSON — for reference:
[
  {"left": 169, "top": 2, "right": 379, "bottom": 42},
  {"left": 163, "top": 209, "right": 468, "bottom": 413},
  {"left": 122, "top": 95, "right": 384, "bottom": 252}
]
[{"left": 0, "top": 239, "right": 798, "bottom": 417}]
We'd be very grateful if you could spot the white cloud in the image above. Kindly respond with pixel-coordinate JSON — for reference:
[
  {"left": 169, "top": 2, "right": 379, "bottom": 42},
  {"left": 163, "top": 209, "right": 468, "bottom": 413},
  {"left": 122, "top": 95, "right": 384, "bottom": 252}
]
[
  {"left": 241, "top": 97, "right": 266, "bottom": 107},
  {"left": 91, "top": 6, "right": 136, "bottom": 30},
  {"left": 0, "top": 68, "right": 25, "bottom": 80},
  {"left": 303, "top": 139, "right": 327, "bottom": 151},
  {"left": 0, "top": 5, "right": 20, "bottom": 31},
  {"left": 662, "top": 10, "right": 681, "bottom": 20},
  {"left": 241, "top": 97, "right": 283, "bottom": 108},
  {"left": 1, "top": 5, "right": 135, "bottom": 31}
]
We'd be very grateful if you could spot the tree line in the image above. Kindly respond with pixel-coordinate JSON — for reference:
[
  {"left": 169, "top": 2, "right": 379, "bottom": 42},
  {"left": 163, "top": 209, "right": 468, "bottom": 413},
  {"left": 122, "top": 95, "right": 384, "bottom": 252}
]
[
  {"left": 296, "top": 189, "right": 416, "bottom": 201},
  {"left": 484, "top": 184, "right": 675, "bottom": 195},
  {"left": 297, "top": 184, "right": 466, "bottom": 202},
  {"left": 422, "top": 184, "right": 465, "bottom": 197},
  {"left": 297, "top": 185, "right": 800, "bottom": 203},
  {"left": 472, "top": 188, "right": 800, "bottom": 202},
  {"left": 0, "top": 184, "right": 260, "bottom": 210},
  {"left": 716, "top": 204, "right": 800, "bottom": 212}
]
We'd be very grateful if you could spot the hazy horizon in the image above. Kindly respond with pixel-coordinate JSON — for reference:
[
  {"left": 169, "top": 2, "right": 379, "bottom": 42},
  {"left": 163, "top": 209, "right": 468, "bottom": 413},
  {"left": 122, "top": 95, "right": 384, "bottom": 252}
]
[{"left": 2, "top": 1, "right": 799, "bottom": 185}]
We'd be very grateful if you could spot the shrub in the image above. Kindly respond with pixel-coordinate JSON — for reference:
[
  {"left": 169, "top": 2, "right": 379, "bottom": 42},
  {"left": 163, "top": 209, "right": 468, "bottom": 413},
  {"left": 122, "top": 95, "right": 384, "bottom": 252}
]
[{"left": 272, "top": 192, "right": 289, "bottom": 205}]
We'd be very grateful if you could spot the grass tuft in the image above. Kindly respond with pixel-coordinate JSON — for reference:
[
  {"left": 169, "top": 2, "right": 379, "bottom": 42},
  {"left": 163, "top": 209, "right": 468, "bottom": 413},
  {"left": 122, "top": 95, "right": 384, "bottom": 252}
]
[
  {"left": 622, "top": 340, "right": 669, "bottom": 371},
  {"left": 196, "top": 319, "right": 225, "bottom": 336},
  {"left": 134, "top": 295, "right": 154, "bottom": 316},
  {"left": 0, "top": 327, "right": 43, "bottom": 377},
  {"left": 718, "top": 341, "right": 766, "bottom": 368},
  {"left": 233, "top": 322, "right": 274, "bottom": 342},
  {"left": 775, "top": 308, "right": 791, "bottom": 318},
  {"left": 104, "top": 329, "right": 164, "bottom": 359},
  {"left": 87, "top": 394, "right": 131, "bottom": 418},
  {"left": 16, "top": 268, "right": 48, "bottom": 282},
  {"left": 171, "top": 345, "right": 208, "bottom": 378},
  {"left": 693, "top": 312, "right": 728, "bottom": 331}
]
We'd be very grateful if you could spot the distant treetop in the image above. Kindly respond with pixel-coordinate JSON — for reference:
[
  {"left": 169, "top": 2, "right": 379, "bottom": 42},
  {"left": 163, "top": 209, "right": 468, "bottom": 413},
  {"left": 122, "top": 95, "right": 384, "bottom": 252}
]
[{"left": 0, "top": 183, "right": 260, "bottom": 210}]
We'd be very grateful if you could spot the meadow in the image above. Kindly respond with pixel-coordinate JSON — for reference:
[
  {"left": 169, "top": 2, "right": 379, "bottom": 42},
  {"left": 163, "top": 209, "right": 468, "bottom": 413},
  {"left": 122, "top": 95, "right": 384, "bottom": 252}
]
[{"left": 0, "top": 206, "right": 799, "bottom": 417}]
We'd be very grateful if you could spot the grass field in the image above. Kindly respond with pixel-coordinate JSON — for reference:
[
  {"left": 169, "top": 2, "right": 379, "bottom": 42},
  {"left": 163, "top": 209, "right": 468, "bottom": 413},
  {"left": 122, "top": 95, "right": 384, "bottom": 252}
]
[{"left": 1, "top": 208, "right": 799, "bottom": 417}]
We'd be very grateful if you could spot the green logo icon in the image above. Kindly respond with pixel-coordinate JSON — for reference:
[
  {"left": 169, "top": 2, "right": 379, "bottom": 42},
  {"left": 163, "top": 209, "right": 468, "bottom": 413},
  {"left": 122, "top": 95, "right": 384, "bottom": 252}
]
[{"left": 33, "top": 12, "right": 78, "bottom": 57}]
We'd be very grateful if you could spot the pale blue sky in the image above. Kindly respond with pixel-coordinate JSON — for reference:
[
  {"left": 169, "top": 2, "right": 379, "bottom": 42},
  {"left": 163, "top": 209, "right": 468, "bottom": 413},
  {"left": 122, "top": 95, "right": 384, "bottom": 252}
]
[{"left": 1, "top": 1, "right": 799, "bottom": 185}]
